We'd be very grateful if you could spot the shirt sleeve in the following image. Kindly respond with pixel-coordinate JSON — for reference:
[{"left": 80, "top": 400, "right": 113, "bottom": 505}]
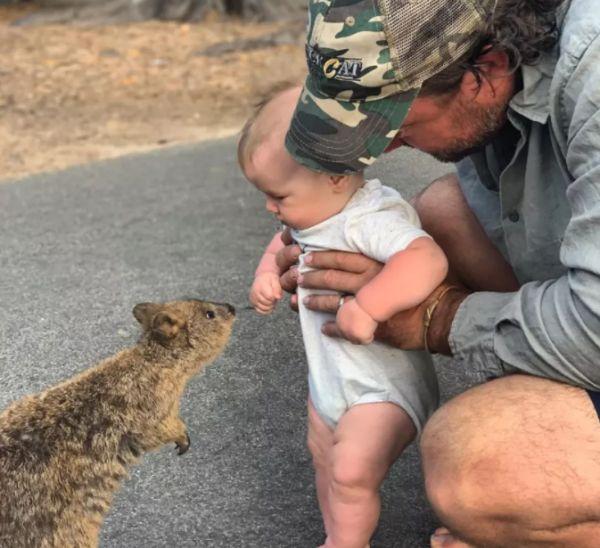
[
  {"left": 450, "top": 36, "right": 600, "bottom": 390},
  {"left": 344, "top": 207, "right": 431, "bottom": 263}
]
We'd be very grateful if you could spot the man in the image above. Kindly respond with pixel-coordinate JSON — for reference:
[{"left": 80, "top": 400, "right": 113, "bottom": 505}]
[{"left": 277, "top": 0, "right": 600, "bottom": 545}]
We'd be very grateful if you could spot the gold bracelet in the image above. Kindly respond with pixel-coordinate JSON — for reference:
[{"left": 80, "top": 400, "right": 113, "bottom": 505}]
[{"left": 423, "top": 285, "right": 461, "bottom": 354}]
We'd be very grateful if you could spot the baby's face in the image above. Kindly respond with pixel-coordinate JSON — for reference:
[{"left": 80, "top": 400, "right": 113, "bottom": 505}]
[{"left": 244, "top": 139, "right": 333, "bottom": 230}]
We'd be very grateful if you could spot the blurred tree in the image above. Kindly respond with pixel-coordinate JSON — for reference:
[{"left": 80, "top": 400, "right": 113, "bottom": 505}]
[{"left": 12, "top": 0, "right": 306, "bottom": 25}]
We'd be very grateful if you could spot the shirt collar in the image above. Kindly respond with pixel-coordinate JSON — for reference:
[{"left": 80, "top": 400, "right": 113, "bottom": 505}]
[
  {"left": 507, "top": 0, "right": 571, "bottom": 125},
  {"left": 509, "top": 47, "right": 558, "bottom": 124}
]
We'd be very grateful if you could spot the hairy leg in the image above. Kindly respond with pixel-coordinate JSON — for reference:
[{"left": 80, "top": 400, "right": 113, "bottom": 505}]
[
  {"left": 307, "top": 398, "right": 336, "bottom": 539},
  {"left": 324, "top": 402, "right": 417, "bottom": 548},
  {"left": 412, "top": 174, "right": 519, "bottom": 292},
  {"left": 421, "top": 375, "right": 600, "bottom": 547}
]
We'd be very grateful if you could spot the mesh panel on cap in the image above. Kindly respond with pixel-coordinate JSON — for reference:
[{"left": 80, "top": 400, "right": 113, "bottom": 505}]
[{"left": 380, "top": 0, "right": 493, "bottom": 89}]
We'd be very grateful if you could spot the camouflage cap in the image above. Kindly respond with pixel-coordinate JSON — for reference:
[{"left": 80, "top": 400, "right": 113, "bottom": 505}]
[{"left": 286, "top": 0, "right": 495, "bottom": 173}]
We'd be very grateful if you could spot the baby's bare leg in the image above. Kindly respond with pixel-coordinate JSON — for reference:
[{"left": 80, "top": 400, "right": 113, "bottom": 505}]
[
  {"left": 412, "top": 174, "right": 520, "bottom": 292},
  {"left": 324, "top": 402, "right": 417, "bottom": 548},
  {"left": 307, "top": 399, "right": 335, "bottom": 539}
]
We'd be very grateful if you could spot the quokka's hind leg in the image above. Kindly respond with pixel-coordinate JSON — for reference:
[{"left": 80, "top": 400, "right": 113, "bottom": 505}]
[{"left": 157, "top": 414, "right": 190, "bottom": 455}]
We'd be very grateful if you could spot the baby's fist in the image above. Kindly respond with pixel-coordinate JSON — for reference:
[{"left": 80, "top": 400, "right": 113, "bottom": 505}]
[
  {"left": 336, "top": 298, "right": 378, "bottom": 344},
  {"left": 250, "top": 272, "right": 283, "bottom": 315}
]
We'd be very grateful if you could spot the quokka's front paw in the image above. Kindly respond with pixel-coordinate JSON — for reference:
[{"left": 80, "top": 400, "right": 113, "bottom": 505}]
[{"left": 175, "top": 432, "right": 191, "bottom": 455}]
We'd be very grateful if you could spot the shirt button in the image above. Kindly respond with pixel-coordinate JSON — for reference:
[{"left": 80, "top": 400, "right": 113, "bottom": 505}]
[{"left": 508, "top": 210, "right": 520, "bottom": 222}]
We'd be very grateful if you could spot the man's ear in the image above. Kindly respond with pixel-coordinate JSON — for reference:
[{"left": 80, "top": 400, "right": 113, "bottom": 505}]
[
  {"left": 151, "top": 310, "right": 187, "bottom": 344},
  {"left": 461, "top": 48, "right": 511, "bottom": 98},
  {"left": 133, "top": 303, "right": 162, "bottom": 330}
]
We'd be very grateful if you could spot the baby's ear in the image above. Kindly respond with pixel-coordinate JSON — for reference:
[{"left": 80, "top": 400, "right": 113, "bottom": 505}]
[{"left": 328, "top": 174, "right": 350, "bottom": 192}]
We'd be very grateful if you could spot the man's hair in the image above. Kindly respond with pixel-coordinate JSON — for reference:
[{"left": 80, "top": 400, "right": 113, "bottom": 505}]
[
  {"left": 420, "top": 0, "right": 565, "bottom": 96},
  {"left": 237, "top": 82, "right": 300, "bottom": 169}
]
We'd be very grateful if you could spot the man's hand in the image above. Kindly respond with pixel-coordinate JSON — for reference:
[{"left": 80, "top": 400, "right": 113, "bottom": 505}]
[
  {"left": 321, "top": 283, "right": 469, "bottom": 354},
  {"left": 276, "top": 229, "right": 302, "bottom": 300},
  {"left": 275, "top": 228, "right": 384, "bottom": 310},
  {"left": 249, "top": 272, "right": 283, "bottom": 315},
  {"left": 273, "top": 229, "right": 469, "bottom": 354},
  {"left": 336, "top": 298, "right": 378, "bottom": 345}
]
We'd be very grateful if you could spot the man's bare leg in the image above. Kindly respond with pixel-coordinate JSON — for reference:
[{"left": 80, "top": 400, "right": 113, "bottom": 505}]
[
  {"left": 421, "top": 374, "right": 600, "bottom": 547},
  {"left": 412, "top": 174, "right": 519, "bottom": 292}
]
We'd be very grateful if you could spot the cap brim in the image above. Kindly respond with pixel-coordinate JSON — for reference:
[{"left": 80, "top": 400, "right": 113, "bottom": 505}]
[{"left": 285, "top": 76, "right": 419, "bottom": 174}]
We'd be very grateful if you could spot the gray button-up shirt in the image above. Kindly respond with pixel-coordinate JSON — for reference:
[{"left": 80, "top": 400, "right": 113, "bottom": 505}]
[{"left": 451, "top": 0, "right": 600, "bottom": 389}]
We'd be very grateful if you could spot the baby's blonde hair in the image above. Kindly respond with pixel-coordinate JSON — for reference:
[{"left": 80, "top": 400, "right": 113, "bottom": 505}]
[
  {"left": 237, "top": 82, "right": 301, "bottom": 170},
  {"left": 237, "top": 83, "right": 366, "bottom": 187}
]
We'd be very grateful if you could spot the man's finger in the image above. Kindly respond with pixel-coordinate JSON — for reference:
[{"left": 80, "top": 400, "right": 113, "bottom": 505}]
[
  {"left": 300, "top": 269, "right": 363, "bottom": 294},
  {"left": 281, "top": 227, "right": 294, "bottom": 246},
  {"left": 303, "top": 293, "right": 342, "bottom": 314},
  {"left": 289, "top": 293, "right": 299, "bottom": 312},
  {"left": 280, "top": 266, "right": 299, "bottom": 294},
  {"left": 306, "top": 250, "right": 378, "bottom": 274},
  {"left": 321, "top": 321, "right": 344, "bottom": 339},
  {"left": 275, "top": 243, "right": 302, "bottom": 272}
]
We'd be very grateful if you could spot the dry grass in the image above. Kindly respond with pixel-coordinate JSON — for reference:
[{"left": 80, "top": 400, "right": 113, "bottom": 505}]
[{"left": 0, "top": 7, "right": 306, "bottom": 180}]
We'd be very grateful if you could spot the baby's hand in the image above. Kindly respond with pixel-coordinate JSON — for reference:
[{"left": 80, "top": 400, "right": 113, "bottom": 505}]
[
  {"left": 250, "top": 272, "right": 283, "bottom": 315},
  {"left": 336, "top": 298, "right": 378, "bottom": 345}
]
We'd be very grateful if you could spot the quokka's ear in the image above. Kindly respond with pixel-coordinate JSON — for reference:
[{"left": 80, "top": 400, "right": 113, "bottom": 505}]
[
  {"left": 151, "top": 310, "right": 187, "bottom": 343},
  {"left": 133, "top": 303, "right": 162, "bottom": 329}
]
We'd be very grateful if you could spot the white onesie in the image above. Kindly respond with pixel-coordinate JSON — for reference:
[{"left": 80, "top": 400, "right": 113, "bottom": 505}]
[{"left": 291, "top": 179, "right": 439, "bottom": 433}]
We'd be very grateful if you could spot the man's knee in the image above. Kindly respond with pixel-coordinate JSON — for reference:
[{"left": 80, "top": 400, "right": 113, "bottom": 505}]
[
  {"left": 420, "top": 398, "right": 491, "bottom": 531},
  {"left": 420, "top": 375, "right": 600, "bottom": 544},
  {"left": 419, "top": 375, "right": 563, "bottom": 511}
]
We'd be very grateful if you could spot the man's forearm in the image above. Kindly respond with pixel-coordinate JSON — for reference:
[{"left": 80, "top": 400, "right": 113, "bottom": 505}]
[
  {"left": 375, "top": 286, "right": 470, "bottom": 354},
  {"left": 426, "top": 288, "right": 470, "bottom": 354}
]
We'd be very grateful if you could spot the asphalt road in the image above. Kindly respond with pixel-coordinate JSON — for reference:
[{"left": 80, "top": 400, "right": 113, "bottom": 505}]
[{"left": 0, "top": 139, "right": 478, "bottom": 547}]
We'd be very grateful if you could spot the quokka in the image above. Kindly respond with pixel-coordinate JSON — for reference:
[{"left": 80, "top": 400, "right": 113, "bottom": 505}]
[{"left": 0, "top": 298, "right": 235, "bottom": 547}]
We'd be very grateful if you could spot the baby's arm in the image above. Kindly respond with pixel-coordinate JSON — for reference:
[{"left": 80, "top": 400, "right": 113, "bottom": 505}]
[
  {"left": 250, "top": 232, "right": 286, "bottom": 315},
  {"left": 336, "top": 237, "right": 448, "bottom": 343}
]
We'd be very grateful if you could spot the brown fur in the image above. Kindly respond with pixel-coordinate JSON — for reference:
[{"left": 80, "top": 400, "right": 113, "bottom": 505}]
[{"left": 0, "top": 299, "right": 235, "bottom": 548}]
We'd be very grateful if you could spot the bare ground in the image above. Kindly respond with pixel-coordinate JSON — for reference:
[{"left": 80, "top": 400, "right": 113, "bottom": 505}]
[{"left": 0, "top": 6, "right": 307, "bottom": 181}]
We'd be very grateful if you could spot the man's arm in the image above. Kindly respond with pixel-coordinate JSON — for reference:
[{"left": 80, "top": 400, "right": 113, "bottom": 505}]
[
  {"left": 376, "top": 285, "right": 469, "bottom": 353},
  {"left": 445, "top": 36, "right": 600, "bottom": 389}
]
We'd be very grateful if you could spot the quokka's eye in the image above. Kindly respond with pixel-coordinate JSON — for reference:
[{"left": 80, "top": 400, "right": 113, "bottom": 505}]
[{"left": 206, "top": 310, "right": 216, "bottom": 319}]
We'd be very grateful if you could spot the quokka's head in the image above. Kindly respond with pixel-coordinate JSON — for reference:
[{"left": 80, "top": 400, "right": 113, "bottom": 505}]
[{"left": 133, "top": 299, "right": 235, "bottom": 363}]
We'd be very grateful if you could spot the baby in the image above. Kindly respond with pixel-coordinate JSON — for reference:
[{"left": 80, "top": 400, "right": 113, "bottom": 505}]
[{"left": 239, "top": 87, "right": 448, "bottom": 548}]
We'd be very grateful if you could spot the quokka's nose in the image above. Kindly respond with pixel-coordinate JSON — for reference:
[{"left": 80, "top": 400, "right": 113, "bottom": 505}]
[{"left": 225, "top": 303, "right": 236, "bottom": 316}]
